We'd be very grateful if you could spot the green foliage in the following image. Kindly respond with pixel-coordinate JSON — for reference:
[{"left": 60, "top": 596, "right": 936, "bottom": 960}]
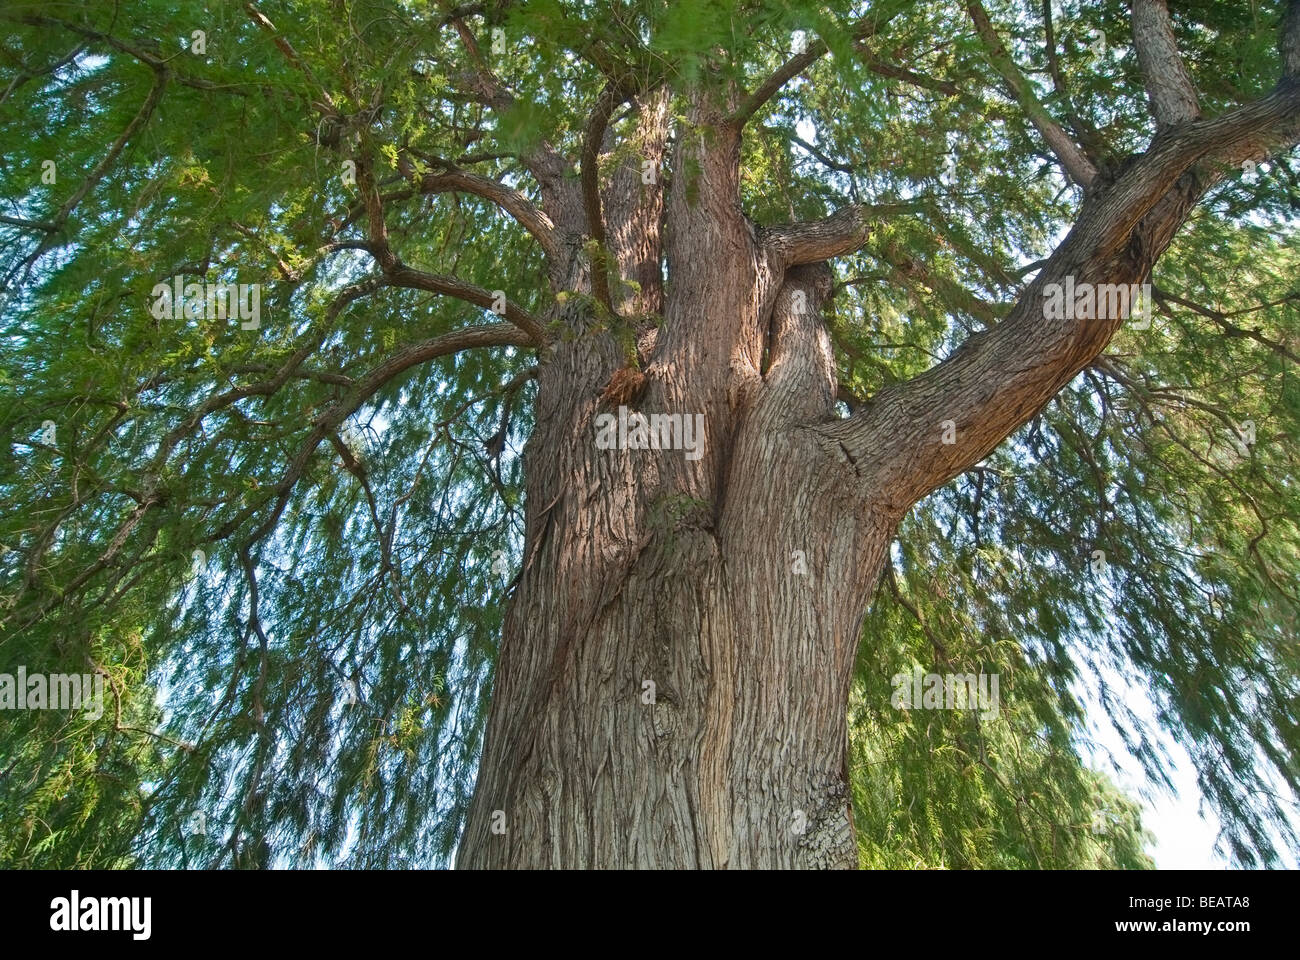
[{"left": 1, "top": 0, "right": 1296, "bottom": 868}]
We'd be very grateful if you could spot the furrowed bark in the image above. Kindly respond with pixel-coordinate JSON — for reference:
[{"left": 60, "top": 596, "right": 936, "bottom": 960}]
[
  {"left": 1131, "top": 0, "right": 1201, "bottom": 128},
  {"left": 458, "top": 79, "right": 872, "bottom": 867},
  {"left": 455, "top": 3, "right": 1300, "bottom": 870},
  {"left": 819, "top": 53, "right": 1300, "bottom": 515}
]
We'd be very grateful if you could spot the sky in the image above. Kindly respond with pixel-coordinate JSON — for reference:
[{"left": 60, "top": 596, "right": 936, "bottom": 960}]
[{"left": 1077, "top": 659, "right": 1297, "bottom": 869}]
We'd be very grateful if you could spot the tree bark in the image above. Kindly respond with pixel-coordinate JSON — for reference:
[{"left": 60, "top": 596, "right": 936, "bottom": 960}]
[{"left": 456, "top": 8, "right": 1300, "bottom": 868}]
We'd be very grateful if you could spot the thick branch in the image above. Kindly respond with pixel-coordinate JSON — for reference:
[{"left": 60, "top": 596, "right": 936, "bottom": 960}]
[
  {"left": 819, "top": 66, "right": 1300, "bottom": 514},
  {"left": 1286, "top": 0, "right": 1300, "bottom": 79},
  {"left": 763, "top": 205, "right": 871, "bottom": 266},
  {"left": 1131, "top": 0, "right": 1201, "bottom": 129},
  {"left": 581, "top": 81, "right": 629, "bottom": 314},
  {"left": 760, "top": 203, "right": 916, "bottom": 267},
  {"left": 731, "top": 45, "right": 827, "bottom": 128},
  {"left": 417, "top": 167, "right": 560, "bottom": 260}
]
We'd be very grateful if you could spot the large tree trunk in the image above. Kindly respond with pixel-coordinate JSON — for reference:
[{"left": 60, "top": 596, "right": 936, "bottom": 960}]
[
  {"left": 456, "top": 29, "right": 1300, "bottom": 864},
  {"left": 456, "top": 90, "right": 894, "bottom": 868}
]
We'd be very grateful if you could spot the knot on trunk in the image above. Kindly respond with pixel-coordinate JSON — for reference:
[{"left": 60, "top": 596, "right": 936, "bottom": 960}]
[{"left": 599, "top": 365, "right": 648, "bottom": 408}]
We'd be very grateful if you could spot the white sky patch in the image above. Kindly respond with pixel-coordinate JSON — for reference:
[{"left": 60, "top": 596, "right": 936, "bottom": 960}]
[{"left": 1075, "top": 659, "right": 1297, "bottom": 869}]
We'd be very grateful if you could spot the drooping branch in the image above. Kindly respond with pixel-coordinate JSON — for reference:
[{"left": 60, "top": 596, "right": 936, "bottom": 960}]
[
  {"left": 11, "top": 276, "right": 389, "bottom": 629},
  {"left": 6, "top": 15, "right": 249, "bottom": 95},
  {"left": 965, "top": 0, "right": 1098, "bottom": 189},
  {"left": 243, "top": 2, "right": 339, "bottom": 114},
  {"left": 416, "top": 166, "right": 560, "bottom": 260},
  {"left": 231, "top": 321, "right": 533, "bottom": 548},
  {"left": 6, "top": 63, "right": 166, "bottom": 288},
  {"left": 1131, "top": 0, "right": 1201, "bottom": 129},
  {"left": 388, "top": 266, "right": 547, "bottom": 345},
  {"left": 356, "top": 155, "right": 548, "bottom": 344}
]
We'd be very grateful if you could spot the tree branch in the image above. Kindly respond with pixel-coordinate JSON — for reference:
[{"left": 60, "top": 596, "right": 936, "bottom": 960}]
[
  {"left": 387, "top": 265, "right": 547, "bottom": 345},
  {"left": 581, "top": 81, "right": 630, "bottom": 314},
  {"left": 5, "top": 63, "right": 166, "bottom": 290},
  {"left": 357, "top": 138, "right": 547, "bottom": 345},
  {"left": 228, "top": 322, "right": 532, "bottom": 547},
  {"left": 1285, "top": 0, "right": 1300, "bottom": 80},
  {"left": 416, "top": 166, "right": 560, "bottom": 260},
  {"left": 243, "top": 2, "right": 339, "bottom": 114},
  {"left": 1153, "top": 285, "right": 1300, "bottom": 364},
  {"left": 7, "top": 15, "right": 248, "bottom": 94},
  {"left": 763, "top": 205, "right": 871, "bottom": 266},
  {"left": 854, "top": 53, "right": 959, "bottom": 97},
  {"left": 816, "top": 53, "right": 1300, "bottom": 515},
  {"left": 965, "top": 0, "right": 1098, "bottom": 189},
  {"left": 760, "top": 202, "right": 916, "bottom": 267},
  {"left": 729, "top": 14, "right": 898, "bottom": 127},
  {"left": 1041, "top": 0, "right": 1109, "bottom": 166},
  {"left": 731, "top": 44, "right": 828, "bottom": 128},
  {"left": 1131, "top": 0, "right": 1201, "bottom": 129}
]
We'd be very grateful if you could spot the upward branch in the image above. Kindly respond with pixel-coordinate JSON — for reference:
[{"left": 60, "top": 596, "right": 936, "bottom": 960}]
[
  {"left": 729, "top": 10, "right": 904, "bottom": 128},
  {"left": 1131, "top": 0, "right": 1201, "bottom": 129},
  {"left": 965, "top": 0, "right": 1098, "bottom": 189},
  {"left": 819, "top": 33, "right": 1300, "bottom": 515},
  {"left": 581, "top": 81, "right": 632, "bottom": 315}
]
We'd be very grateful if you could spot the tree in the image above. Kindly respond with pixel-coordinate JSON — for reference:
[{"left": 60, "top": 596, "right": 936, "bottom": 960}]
[{"left": 1, "top": 0, "right": 1297, "bottom": 869}]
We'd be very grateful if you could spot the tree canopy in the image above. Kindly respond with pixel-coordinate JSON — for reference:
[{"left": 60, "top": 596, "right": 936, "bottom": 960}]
[{"left": 1, "top": 0, "right": 1297, "bottom": 868}]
